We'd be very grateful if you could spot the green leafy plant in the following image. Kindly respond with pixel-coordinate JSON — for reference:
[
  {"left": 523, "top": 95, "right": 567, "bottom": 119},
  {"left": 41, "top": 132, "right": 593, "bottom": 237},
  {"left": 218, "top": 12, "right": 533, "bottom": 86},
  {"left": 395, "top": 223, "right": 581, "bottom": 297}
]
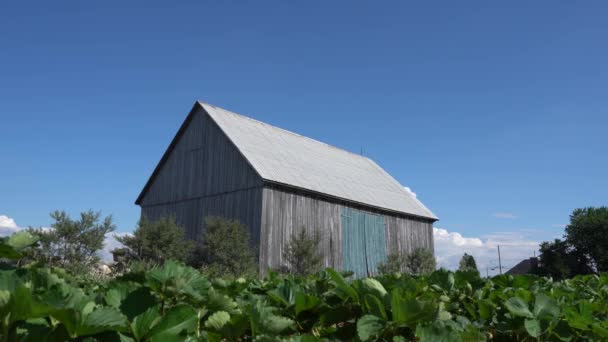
[
  {"left": 1, "top": 229, "right": 608, "bottom": 341},
  {"left": 0, "top": 231, "right": 39, "bottom": 260}
]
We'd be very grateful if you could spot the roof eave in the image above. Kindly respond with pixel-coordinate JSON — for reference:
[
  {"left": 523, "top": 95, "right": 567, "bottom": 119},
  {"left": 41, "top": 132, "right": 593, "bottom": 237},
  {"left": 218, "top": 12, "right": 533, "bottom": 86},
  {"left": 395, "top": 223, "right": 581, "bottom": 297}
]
[{"left": 263, "top": 179, "right": 439, "bottom": 222}]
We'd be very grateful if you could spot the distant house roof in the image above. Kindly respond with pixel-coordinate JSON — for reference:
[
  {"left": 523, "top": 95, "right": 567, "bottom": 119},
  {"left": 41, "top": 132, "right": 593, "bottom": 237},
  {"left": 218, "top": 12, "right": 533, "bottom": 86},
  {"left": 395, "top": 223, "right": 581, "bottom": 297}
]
[
  {"left": 506, "top": 257, "right": 538, "bottom": 275},
  {"left": 136, "top": 102, "right": 438, "bottom": 221}
]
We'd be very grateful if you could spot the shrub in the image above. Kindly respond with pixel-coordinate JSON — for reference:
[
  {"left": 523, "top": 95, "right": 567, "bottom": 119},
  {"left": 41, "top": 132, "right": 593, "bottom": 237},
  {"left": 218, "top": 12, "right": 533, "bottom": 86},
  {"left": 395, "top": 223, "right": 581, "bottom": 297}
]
[
  {"left": 405, "top": 248, "right": 436, "bottom": 275},
  {"left": 197, "top": 217, "right": 257, "bottom": 278},
  {"left": 115, "top": 216, "right": 193, "bottom": 268},
  {"left": 282, "top": 228, "right": 324, "bottom": 275},
  {"left": 378, "top": 248, "right": 436, "bottom": 276},
  {"left": 377, "top": 252, "right": 407, "bottom": 274}
]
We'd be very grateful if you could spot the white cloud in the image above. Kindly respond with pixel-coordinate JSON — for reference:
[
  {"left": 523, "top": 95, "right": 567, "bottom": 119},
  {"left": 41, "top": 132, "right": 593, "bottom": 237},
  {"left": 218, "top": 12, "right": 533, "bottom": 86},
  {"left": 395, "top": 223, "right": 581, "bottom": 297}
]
[
  {"left": 0, "top": 215, "right": 21, "bottom": 236},
  {"left": 98, "top": 232, "right": 130, "bottom": 263},
  {"left": 403, "top": 187, "right": 417, "bottom": 198},
  {"left": 434, "top": 227, "right": 540, "bottom": 276},
  {"left": 493, "top": 212, "right": 518, "bottom": 219}
]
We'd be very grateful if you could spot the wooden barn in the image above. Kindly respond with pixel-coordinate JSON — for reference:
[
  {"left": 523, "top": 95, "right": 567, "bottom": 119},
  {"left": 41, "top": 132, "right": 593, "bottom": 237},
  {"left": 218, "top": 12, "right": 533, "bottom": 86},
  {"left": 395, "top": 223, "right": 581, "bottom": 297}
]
[{"left": 135, "top": 102, "right": 438, "bottom": 276}]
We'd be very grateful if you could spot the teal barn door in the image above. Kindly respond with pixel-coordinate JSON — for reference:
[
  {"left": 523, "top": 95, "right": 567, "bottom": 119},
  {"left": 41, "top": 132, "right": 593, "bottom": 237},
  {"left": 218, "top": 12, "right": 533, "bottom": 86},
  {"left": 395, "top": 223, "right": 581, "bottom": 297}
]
[
  {"left": 341, "top": 208, "right": 387, "bottom": 277},
  {"left": 341, "top": 208, "right": 368, "bottom": 277}
]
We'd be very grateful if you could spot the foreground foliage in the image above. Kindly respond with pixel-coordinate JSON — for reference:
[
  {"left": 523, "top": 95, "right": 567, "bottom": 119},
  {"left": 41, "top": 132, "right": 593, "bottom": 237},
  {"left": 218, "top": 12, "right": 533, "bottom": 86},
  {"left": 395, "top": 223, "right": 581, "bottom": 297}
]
[{"left": 2, "top": 238, "right": 607, "bottom": 342}]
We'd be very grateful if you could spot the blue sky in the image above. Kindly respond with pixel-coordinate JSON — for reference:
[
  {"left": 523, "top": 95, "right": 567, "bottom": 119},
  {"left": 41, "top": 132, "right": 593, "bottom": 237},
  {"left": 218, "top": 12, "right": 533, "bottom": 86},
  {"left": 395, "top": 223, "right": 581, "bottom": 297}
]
[{"left": 1, "top": 1, "right": 607, "bottom": 271}]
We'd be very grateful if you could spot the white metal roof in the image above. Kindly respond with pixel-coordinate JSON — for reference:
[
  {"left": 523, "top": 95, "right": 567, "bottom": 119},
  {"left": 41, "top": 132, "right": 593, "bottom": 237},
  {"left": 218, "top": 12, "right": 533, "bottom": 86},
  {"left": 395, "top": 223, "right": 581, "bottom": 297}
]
[{"left": 200, "top": 102, "right": 438, "bottom": 220}]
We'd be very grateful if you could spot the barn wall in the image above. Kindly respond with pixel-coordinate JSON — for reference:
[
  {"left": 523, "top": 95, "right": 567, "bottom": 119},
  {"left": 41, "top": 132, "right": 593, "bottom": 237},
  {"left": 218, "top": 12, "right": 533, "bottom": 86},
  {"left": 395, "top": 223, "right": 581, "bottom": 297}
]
[
  {"left": 259, "top": 187, "right": 434, "bottom": 275},
  {"left": 259, "top": 187, "right": 343, "bottom": 273},
  {"left": 140, "top": 187, "right": 263, "bottom": 243},
  {"left": 139, "top": 107, "right": 264, "bottom": 240},
  {"left": 384, "top": 215, "right": 434, "bottom": 255}
]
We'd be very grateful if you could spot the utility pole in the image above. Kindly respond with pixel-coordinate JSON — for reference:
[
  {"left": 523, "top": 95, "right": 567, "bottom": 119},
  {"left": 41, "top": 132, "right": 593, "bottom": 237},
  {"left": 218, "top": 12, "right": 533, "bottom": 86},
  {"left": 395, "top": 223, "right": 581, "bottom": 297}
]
[{"left": 498, "top": 245, "right": 503, "bottom": 274}]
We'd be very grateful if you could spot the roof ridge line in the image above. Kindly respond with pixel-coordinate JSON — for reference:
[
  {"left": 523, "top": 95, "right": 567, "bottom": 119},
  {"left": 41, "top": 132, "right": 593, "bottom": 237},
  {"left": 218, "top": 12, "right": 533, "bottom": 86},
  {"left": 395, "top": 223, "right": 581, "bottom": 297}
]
[{"left": 198, "top": 101, "right": 372, "bottom": 160}]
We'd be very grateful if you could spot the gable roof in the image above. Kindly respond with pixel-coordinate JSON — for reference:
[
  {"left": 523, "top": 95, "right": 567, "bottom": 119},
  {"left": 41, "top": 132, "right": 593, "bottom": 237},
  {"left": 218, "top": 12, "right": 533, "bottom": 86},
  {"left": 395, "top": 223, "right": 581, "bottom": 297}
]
[
  {"left": 136, "top": 102, "right": 438, "bottom": 221},
  {"left": 506, "top": 257, "right": 538, "bottom": 275}
]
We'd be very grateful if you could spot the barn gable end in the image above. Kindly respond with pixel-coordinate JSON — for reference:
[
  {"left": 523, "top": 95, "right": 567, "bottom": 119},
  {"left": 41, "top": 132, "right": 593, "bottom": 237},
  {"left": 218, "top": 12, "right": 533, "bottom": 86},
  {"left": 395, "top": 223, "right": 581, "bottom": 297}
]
[{"left": 136, "top": 104, "right": 264, "bottom": 241}]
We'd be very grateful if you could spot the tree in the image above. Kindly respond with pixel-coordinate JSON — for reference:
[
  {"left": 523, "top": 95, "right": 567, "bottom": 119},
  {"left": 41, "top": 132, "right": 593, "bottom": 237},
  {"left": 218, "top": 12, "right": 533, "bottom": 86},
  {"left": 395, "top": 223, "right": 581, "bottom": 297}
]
[
  {"left": 405, "top": 248, "right": 436, "bottom": 275},
  {"left": 458, "top": 253, "right": 479, "bottom": 274},
  {"left": 535, "top": 206, "right": 608, "bottom": 278},
  {"left": 27, "top": 210, "right": 114, "bottom": 273},
  {"left": 115, "top": 216, "right": 193, "bottom": 267},
  {"left": 535, "top": 239, "right": 594, "bottom": 280},
  {"left": 197, "top": 217, "right": 257, "bottom": 278},
  {"left": 282, "top": 229, "right": 324, "bottom": 275},
  {"left": 564, "top": 207, "right": 608, "bottom": 272}
]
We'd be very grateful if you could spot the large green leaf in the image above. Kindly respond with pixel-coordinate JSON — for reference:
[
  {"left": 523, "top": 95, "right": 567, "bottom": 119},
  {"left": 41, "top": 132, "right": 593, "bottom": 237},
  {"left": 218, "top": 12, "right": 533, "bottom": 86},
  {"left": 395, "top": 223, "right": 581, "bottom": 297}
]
[
  {"left": 147, "top": 304, "right": 198, "bottom": 342},
  {"left": 205, "top": 310, "right": 231, "bottom": 330},
  {"left": 7, "top": 231, "right": 39, "bottom": 250},
  {"left": 79, "top": 307, "right": 129, "bottom": 336},
  {"left": 533, "top": 293, "right": 559, "bottom": 320},
  {"left": 429, "top": 269, "right": 455, "bottom": 292},
  {"left": 504, "top": 297, "right": 533, "bottom": 318},
  {"left": 391, "top": 289, "right": 436, "bottom": 326},
  {"left": 218, "top": 312, "right": 250, "bottom": 340},
  {"left": 359, "top": 278, "right": 387, "bottom": 298},
  {"left": 524, "top": 318, "right": 542, "bottom": 337},
  {"left": 8, "top": 285, "right": 54, "bottom": 323},
  {"left": 477, "top": 299, "right": 495, "bottom": 321},
  {"left": 146, "top": 261, "right": 211, "bottom": 303},
  {"left": 0, "top": 243, "right": 23, "bottom": 259},
  {"left": 362, "top": 294, "right": 387, "bottom": 320},
  {"left": 295, "top": 291, "right": 320, "bottom": 316},
  {"left": 206, "top": 288, "right": 238, "bottom": 314},
  {"left": 357, "top": 315, "right": 385, "bottom": 341},
  {"left": 327, "top": 269, "right": 358, "bottom": 302},
  {"left": 120, "top": 286, "right": 157, "bottom": 320},
  {"left": 267, "top": 280, "right": 297, "bottom": 307},
  {"left": 248, "top": 300, "right": 295, "bottom": 336},
  {"left": 415, "top": 321, "right": 461, "bottom": 342},
  {"left": 265, "top": 315, "right": 296, "bottom": 335},
  {"left": 564, "top": 301, "right": 594, "bottom": 331},
  {"left": 130, "top": 306, "right": 161, "bottom": 341}
]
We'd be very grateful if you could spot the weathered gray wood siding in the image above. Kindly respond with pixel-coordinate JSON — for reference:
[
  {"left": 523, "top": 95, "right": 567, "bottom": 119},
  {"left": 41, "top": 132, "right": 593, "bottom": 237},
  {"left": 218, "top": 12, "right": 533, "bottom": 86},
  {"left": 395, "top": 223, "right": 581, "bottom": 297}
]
[
  {"left": 259, "top": 187, "right": 342, "bottom": 273},
  {"left": 139, "top": 107, "right": 264, "bottom": 242},
  {"left": 384, "top": 216, "right": 434, "bottom": 255},
  {"left": 259, "top": 187, "right": 434, "bottom": 274}
]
